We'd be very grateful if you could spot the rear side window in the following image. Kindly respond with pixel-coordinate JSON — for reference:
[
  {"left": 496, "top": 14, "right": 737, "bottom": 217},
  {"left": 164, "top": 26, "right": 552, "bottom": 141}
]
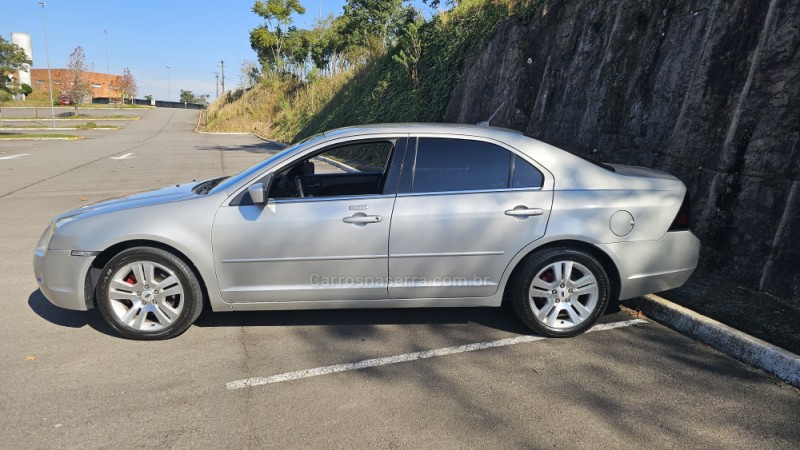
[
  {"left": 411, "top": 138, "right": 542, "bottom": 193},
  {"left": 512, "top": 155, "right": 544, "bottom": 188}
]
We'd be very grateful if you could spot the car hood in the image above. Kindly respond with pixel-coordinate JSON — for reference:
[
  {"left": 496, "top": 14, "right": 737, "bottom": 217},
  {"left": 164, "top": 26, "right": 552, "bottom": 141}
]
[{"left": 55, "top": 182, "right": 201, "bottom": 221}]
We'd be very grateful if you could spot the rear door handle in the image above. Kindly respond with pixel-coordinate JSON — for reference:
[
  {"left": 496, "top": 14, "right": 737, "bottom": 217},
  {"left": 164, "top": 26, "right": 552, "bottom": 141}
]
[
  {"left": 343, "top": 214, "right": 382, "bottom": 224},
  {"left": 505, "top": 207, "right": 544, "bottom": 218}
]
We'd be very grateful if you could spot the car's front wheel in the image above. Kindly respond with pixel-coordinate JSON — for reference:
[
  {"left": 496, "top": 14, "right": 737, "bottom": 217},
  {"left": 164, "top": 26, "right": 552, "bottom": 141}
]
[
  {"left": 96, "top": 247, "right": 203, "bottom": 340},
  {"left": 510, "top": 247, "right": 610, "bottom": 337}
]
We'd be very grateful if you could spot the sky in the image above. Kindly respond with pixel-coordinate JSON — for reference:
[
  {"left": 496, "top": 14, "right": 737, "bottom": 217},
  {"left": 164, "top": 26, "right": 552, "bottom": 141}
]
[{"left": 1, "top": 0, "right": 433, "bottom": 102}]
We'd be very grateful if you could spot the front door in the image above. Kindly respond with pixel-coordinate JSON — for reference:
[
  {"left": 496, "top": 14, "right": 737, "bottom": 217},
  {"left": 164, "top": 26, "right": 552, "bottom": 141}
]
[{"left": 212, "top": 138, "right": 405, "bottom": 304}]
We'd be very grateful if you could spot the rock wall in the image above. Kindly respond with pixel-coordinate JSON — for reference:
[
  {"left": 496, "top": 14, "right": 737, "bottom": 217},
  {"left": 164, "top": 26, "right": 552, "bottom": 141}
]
[{"left": 447, "top": 0, "right": 800, "bottom": 301}]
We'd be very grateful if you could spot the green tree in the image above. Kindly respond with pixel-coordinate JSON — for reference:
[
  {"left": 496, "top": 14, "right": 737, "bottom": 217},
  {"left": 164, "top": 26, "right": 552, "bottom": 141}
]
[
  {"left": 179, "top": 89, "right": 195, "bottom": 103},
  {"left": 421, "top": 0, "right": 458, "bottom": 10},
  {"left": 342, "top": 0, "right": 404, "bottom": 50},
  {"left": 392, "top": 10, "right": 424, "bottom": 84},
  {"left": 0, "top": 36, "right": 32, "bottom": 99},
  {"left": 308, "top": 15, "right": 350, "bottom": 74},
  {"left": 249, "top": 0, "right": 306, "bottom": 72},
  {"left": 179, "top": 89, "right": 206, "bottom": 104}
]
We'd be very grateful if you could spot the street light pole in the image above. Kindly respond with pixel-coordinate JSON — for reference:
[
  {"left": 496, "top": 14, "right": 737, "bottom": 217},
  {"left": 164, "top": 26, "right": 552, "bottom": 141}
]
[
  {"left": 104, "top": 29, "right": 111, "bottom": 101},
  {"left": 166, "top": 66, "right": 171, "bottom": 101},
  {"left": 38, "top": 1, "right": 55, "bottom": 128}
]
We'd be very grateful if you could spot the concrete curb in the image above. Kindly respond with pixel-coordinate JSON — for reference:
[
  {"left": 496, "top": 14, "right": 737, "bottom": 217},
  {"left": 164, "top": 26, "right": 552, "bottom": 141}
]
[
  {"left": 315, "top": 155, "right": 358, "bottom": 173},
  {"left": 624, "top": 294, "right": 800, "bottom": 387},
  {"left": 251, "top": 131, "right": 289, "bottom": 148}
]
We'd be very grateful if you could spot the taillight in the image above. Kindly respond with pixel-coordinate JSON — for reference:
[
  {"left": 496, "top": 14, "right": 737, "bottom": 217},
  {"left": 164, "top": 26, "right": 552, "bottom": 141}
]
[{"left": 669, "top": 192, "right": 691, "bottom": 231}]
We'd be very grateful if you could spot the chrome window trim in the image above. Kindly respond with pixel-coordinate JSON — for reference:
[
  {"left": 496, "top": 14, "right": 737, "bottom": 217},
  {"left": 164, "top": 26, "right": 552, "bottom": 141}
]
[{"left": 268, "top": 193, "right": 397, "bottom": 205}]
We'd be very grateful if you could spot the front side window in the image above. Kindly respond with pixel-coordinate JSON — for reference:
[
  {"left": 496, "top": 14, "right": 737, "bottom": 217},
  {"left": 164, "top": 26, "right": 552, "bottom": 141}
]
[
  {"left": 269, "top": 140, "right": 395, "bottom": 199},
  {"left": 411, "top": 138, "right": 542, "bottom": 193}
]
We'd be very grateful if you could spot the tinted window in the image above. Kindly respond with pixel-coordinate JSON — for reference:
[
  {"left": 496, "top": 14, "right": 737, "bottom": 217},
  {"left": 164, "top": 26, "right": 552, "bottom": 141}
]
[
  {"left": 412, "top": 138, "right": 511, "bottom": 193},
  {"left": 323, "top": 142, "right": 393, "bottom": 173},
  {"left": 512, "top": 155, "right": 543, "bottom": 188},
  {"left": 268, "top": 140, "right": 395, "bottom": 199}
]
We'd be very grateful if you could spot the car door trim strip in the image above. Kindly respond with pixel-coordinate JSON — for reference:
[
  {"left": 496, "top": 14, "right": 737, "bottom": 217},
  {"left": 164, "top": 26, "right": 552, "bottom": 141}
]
[
  {"left": 389, "top": 251, "right": 504, "bottom": 258},
  {"left": 222, "top": 254, "right": 388, "bottom": 263}
]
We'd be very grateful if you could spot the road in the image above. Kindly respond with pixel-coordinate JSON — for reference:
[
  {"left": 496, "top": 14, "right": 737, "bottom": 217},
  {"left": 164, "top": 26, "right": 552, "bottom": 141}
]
[{"left": 0, "top": 109, "right": 798, "bottom": 449}]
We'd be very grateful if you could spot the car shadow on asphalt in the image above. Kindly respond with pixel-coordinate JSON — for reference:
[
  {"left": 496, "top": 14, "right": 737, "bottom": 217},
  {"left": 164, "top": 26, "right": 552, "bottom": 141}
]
[
  {"left": 27, "top": 289, "right": 117, "bottom": 337},
  {"left": 193, "top": 305, "right": 531, "bottom": 334},
  {"left": 28, "top": 288, "right": 622, "bottom": 338},
  {"left": 193, "top": 299, "right": 622, "bottom": 333}
]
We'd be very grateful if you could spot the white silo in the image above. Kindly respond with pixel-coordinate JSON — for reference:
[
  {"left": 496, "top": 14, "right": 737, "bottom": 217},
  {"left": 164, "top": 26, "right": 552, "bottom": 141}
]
[{"left": 11, "top": 32, "right": 33, "bottom": 87}]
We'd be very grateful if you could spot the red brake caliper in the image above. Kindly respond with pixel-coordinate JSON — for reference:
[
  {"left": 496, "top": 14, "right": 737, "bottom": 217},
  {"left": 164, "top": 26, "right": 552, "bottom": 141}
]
[{"left": 541, "top": 270, "right": 554, "bottom": 283}]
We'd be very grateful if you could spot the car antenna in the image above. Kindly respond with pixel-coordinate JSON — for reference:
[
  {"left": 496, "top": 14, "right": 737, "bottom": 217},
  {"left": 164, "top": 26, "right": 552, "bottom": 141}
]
[{"left": 477, "top": 101, "right": 506, "bottom": 127}]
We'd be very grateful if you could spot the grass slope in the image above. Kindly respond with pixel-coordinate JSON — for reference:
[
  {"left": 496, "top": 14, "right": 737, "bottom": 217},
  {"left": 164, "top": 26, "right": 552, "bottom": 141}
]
[{"left": 207, "top": 0, "right": 538, "bottom": 143}]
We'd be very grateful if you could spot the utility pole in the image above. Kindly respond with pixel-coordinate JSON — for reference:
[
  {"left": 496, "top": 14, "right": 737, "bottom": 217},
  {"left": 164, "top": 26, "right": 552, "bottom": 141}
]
[
  {"left": 212, "top": 72, "right": 219, "bottom": 99},
  {"left": 219, "top": 60, "right": 225, "bottom": 96},
  {"left": 38, "top": 1, "right": 55, "bottom": 128}
]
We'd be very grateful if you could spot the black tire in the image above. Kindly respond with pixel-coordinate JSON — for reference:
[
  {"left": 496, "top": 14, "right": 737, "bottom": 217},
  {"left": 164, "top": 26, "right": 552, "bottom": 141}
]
[
  {"left": 510, "top": 247, "right": 610, "bottom": 337},
  {"left": 96, "top": 247, "right": 203, "bottom": 340}
]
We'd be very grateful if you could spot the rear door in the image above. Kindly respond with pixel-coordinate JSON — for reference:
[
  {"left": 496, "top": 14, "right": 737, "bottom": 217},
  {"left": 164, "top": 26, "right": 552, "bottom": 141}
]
[{"left": 388, "top": 136, "right": 553, "bottom": 299}]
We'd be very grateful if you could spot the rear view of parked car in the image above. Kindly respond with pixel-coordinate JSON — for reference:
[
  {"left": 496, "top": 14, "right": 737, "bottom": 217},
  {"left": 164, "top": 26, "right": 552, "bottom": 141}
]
[{"left": 34, "top": 123, "right": 700, "bottom": 340}]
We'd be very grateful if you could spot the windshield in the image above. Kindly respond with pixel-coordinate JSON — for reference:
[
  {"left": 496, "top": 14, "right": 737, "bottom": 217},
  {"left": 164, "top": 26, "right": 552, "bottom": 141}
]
[{"left": 210, "top": 133, "right": 325, "bottom": 194}]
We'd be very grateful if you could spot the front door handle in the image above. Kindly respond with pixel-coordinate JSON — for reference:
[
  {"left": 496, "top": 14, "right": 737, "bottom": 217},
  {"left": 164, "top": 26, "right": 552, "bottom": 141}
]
[
  {"left": 343, "top": 213, "right": 382, "bottom": 225},
  {"left": 505, "top": 206, "right": 544, "bottom": 218}
]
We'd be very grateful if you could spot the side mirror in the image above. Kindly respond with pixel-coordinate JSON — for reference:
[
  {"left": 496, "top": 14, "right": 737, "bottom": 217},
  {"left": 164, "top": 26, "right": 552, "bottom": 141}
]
[
  {"left": 247, "top": 173, "right": 273, "bottom": 205},
  {"left": 248, "top": 183, "right": 266, "bottom": 205}
]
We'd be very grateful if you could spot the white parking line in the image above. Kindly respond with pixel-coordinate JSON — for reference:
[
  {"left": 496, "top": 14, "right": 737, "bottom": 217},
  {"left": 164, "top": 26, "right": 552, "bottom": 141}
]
[
  {"left": 226, "top": 318, "right": 648, "bottom": 390},
  {"left": 0, "top": 154, "right": 29, "bottom": 160},
  {"left": 110, "top": 152, "right": 134, "bottom": 160}
]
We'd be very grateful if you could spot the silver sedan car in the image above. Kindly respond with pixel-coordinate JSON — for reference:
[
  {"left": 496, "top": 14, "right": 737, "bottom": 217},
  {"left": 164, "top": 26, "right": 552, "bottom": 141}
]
[{"left": 34, "top": 124, "right": 700, "bottom": 340}]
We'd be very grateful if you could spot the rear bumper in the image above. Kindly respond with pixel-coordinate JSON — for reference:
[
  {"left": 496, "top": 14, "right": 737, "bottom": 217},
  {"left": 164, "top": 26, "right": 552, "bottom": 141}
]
[
  {"left": 599, "top": 231, "right": 701, "bottom": 300},
  {"left": 33, "top": 248, "right": 94, "bottom": 311}
]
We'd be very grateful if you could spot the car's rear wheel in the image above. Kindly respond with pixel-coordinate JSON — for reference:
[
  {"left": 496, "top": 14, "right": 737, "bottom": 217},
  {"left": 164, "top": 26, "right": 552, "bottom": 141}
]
[
  {"left": 96, "top": 247, "right": 203, "bottom": 340},
  {"left": 511, "top": 247, "right": 610, "bottom": 337}
]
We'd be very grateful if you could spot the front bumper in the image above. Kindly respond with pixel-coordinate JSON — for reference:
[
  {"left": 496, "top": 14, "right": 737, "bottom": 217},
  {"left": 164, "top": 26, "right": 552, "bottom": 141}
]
[
  {"left": 599, "top": 230, "right": 701, "bottom": 300},
  {"left": 33, "top": 248, "right": 95, "bottom": 311}
]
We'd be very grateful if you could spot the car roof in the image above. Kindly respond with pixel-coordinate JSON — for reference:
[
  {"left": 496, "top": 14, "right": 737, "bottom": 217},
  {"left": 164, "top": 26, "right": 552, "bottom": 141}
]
[{"left": 323, "top": 123, "right": 526, "bottom": 140}]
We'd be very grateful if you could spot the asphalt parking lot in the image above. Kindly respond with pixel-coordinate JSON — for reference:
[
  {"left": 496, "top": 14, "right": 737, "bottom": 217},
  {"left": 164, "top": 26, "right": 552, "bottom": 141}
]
[{"left": 1, "top": 109, "right": 798, "bottom": 449}]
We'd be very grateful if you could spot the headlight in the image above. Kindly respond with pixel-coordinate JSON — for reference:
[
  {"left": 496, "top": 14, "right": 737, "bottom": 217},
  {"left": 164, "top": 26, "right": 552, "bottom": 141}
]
[
  {"left": 35, "top": 223, "right": 56, "bottom": 254},
  {"left": 36, "top": 215, "right": 81, "bottom": 253}
]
